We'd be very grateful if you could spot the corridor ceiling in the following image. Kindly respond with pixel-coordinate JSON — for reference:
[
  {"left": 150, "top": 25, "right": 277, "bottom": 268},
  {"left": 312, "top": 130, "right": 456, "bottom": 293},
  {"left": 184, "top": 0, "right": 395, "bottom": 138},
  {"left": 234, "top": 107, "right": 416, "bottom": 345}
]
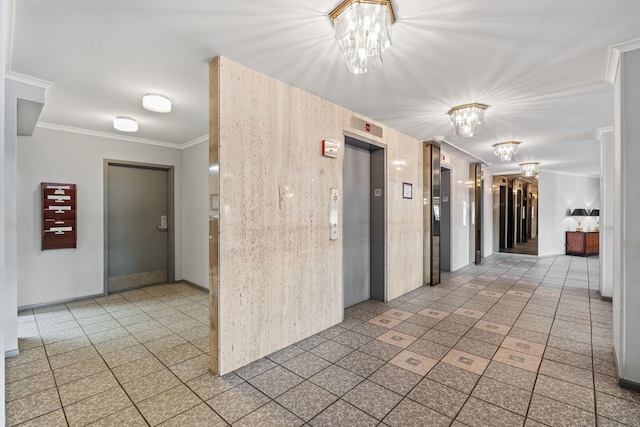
[{"left": 7, "top": 0, "right": 640, "bottom": 176}]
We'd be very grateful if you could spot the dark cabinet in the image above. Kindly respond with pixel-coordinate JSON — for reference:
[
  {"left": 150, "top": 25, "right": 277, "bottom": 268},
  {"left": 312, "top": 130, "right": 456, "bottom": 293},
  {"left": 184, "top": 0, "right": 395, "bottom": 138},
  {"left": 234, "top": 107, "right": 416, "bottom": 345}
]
[{"left": 565, "top": 231, "right": 598, "bottom": 256}]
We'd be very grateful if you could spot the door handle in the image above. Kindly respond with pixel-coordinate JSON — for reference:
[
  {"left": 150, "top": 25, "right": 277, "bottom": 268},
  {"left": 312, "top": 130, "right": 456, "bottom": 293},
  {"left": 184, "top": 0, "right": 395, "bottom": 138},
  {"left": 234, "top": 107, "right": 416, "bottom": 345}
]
[{"left": 157, "top": 215, "right": 168, "bottom": 231}]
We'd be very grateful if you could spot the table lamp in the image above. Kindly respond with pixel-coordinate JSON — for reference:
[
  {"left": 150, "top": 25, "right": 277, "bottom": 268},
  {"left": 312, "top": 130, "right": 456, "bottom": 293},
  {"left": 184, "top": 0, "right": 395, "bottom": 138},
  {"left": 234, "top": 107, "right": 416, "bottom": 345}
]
[
  {"left": 590, "top": 209, "right": 600, "bottom": 231},
  {"left": 571, "top": 208, "right": 588, "bottom": 232}
]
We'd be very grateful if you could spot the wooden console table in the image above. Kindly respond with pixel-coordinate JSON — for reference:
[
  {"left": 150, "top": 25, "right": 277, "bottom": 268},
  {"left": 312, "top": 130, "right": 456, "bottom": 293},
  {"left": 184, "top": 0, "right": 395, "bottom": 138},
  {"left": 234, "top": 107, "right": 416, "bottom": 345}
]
[{"left": 565, "top": 231, "right": 599, "bottom": 256}]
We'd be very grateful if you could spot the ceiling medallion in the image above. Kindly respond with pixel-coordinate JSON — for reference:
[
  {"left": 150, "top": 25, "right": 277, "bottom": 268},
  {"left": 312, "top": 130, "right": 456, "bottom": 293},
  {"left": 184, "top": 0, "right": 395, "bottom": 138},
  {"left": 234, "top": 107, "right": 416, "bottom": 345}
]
[
  {"left": 447, "top": 103, "right": 489, "bottom": 137},
  {"left": 492, "top": 141, "right": 521, "bottom": 162},
  {"left": 330, "top": 0, "right": 395, "bottom": 75}
]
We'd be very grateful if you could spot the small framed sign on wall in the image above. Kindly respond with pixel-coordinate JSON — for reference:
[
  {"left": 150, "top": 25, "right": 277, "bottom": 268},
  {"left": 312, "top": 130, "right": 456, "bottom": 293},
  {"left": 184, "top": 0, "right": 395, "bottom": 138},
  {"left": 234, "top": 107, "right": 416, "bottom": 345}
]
[{"left": 403, "top": 182, "right": 412, "bottom": 199}]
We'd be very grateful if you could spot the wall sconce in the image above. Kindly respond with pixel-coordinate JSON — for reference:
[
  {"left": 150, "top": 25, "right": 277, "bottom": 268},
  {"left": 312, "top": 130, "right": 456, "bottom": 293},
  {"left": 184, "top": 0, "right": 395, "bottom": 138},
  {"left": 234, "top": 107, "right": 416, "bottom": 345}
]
[
  {"left": 571, "top": 208, "right": 588, "bottom": 232},
  {"left": 590, "top": 209, "right": 600, "bottom": 231}
]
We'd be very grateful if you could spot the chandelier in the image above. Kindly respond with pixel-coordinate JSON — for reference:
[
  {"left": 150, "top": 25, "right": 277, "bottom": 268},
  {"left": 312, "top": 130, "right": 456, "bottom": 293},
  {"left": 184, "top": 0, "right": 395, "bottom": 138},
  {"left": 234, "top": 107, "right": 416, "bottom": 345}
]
[
  {"left": 492, "top": 141, "right": 521, "bottom": 162},
  {"left": 447, "top": 103, "right": 489, "bottom": 137},
  {"left": 519, "top": 162, "right": 539, "bottom": 177},
  {"left": 330, "top": 0, "right": 395, "bottom": 75}
]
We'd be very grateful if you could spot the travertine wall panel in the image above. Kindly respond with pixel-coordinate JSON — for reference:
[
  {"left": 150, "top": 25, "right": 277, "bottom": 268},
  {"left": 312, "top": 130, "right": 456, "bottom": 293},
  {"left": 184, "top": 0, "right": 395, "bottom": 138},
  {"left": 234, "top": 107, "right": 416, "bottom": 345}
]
[
  {"left": 211, "top": 57, "right": 423, "bottom": 373},
  {"left": 384, "top": 129, "right": 424, "bottom": 300}
]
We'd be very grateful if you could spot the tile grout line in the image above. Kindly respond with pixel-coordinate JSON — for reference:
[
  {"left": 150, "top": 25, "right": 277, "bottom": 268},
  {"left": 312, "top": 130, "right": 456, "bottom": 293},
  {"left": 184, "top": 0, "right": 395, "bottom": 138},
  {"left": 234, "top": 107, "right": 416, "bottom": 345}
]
[{"left": 520, "top": 253, "right": 569, "bottom": 425}]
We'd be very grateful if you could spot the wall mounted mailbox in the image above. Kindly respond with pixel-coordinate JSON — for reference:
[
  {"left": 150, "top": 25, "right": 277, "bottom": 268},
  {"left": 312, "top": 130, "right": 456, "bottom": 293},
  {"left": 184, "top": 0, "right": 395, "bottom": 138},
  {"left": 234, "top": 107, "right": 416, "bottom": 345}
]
[{"left": 41, "top": 182, "right": 77, "bottom": 250}]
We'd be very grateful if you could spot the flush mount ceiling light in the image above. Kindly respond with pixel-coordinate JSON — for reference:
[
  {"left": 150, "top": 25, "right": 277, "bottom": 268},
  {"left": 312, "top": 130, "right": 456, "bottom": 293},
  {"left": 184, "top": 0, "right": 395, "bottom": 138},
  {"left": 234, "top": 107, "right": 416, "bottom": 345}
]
[
  {"left": 329, "top": 0, "right": 395, "bottom": 75},
  {"left": 447, "top": 103, "right": 488, "bottom": 137},
  {"left": 113, "top": 116, "right": 138, "bottom": 132},
  {"left": 492, "top": 141, "right": 521, "bottom": 162},
  {"left": 142, "top": 93, "right": 172, "bottom": 113},
  {"left": 519, "top": 162, "right": 540, "bottom": 177}
]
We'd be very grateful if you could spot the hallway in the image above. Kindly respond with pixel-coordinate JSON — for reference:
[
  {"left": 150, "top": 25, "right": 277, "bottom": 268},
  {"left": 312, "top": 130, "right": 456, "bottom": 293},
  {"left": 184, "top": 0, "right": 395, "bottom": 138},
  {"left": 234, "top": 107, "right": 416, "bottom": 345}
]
[
  {"left": 5, "top": 254, "right": 639, "bottom": 426},
  {"left": 501, "top": 237, "right": 538, "bottom": 256}
]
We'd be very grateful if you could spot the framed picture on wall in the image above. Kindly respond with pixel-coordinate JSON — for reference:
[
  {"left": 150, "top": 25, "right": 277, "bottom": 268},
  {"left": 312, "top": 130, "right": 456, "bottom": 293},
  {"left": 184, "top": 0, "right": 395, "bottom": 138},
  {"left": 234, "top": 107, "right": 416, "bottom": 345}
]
[{"left": 403, "top": 182, "right": 412, "bottom": 199}]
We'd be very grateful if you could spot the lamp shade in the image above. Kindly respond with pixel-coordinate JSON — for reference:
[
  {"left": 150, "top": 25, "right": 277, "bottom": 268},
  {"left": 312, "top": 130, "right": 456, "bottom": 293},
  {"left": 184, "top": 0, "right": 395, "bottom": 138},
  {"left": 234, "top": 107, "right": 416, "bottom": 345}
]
[
  {"left": 571, "top": 208, "right": 588, "bottom": 217},
  {"left": 590, "top": 209, "right": 600, "bottom": 217}
]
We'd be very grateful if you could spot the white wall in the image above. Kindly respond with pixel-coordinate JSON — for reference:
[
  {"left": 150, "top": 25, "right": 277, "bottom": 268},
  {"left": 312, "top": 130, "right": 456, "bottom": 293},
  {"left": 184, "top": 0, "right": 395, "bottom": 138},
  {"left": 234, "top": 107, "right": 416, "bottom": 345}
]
[
  {"left": 182, "top": 140, "right": 209, "bottom": 288},
  {"left": 537, "top": 171, "right": 599, "bottom": 257},
  {"left": 482, "top": 169, "right": 494, "bottom": 258},
  {"left": 600, "top": 130, "right": 613, "bottom": 299},
  {"left": 1, "top": 0, "right": 6, "bottom": 421},
  {"left": 613, "top": 47, "right": 640, "bottom": 385},
  {"left": 5, "top": 79, "right": 45, "bottom": 356},
  {"left": 17, "top": 127, "right": 184, "bottom": 307}
]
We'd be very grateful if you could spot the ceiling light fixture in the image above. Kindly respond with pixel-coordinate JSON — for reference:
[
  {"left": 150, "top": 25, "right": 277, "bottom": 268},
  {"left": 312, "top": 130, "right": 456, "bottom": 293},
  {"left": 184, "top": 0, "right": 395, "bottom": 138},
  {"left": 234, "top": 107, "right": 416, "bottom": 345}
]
[
  {"left": 143, "top": 93, "right": 172, "bottom": 113},
  {"left": 519, "top": 162, "right": 540, "bottom": 177},
  {"left": 329, "top": 0, "right": 395, "bottom": 75},
  {"left": 447, "top": 103, "right": 488, "bottom": 137},
  {"left": 113, "top": 116, "right": 138, "bottom": 132},
  {"left": 492, "top": 141, "right": 521, "bottom": 162}
]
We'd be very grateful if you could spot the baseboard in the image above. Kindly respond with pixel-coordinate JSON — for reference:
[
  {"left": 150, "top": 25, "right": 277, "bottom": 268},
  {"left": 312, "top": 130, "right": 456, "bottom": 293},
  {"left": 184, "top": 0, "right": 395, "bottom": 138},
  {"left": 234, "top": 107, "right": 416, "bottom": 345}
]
[
  {"left": 619, "top": 378, "right": 640, "bottom": 393},
  {"left": 180, "top": 280, "right": 210, "bottom": 293},
  {"left": 611, "top": 347, "right": 640, "bottom": 392},
  {"left": 5, "top": 349, "right": 19, "bottom": 359},
  {"left": 18, "top": 292, "right": 107, "bottom": 312}
]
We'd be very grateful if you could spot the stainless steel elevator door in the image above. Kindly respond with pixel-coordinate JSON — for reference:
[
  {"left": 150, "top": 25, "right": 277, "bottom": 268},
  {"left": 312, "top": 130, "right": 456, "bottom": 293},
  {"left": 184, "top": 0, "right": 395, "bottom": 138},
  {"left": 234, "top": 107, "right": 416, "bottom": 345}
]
[
  {"left": 107, "top": 164, "right": 169, "bottom": 292},
  {"left": 343, "top": 145, "right": 371, "bottom": 308}
]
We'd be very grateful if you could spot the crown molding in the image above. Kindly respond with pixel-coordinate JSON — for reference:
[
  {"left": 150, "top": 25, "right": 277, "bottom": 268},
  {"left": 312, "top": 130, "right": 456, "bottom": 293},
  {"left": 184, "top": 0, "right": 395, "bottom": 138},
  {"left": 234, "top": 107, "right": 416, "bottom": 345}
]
[
  {"left": 5, "top": 71, "right": 53, "bottom": 89},
  {"left": 36, "top": 122, "right": 183, "bottom": 149},
  {"left": 606, "top": 38, "right": 640, "bottom": 84},
  {"left": 540, "top": 169, "right": 600, "bottom": 179},
  {"left": 181, "top": 134, "right": 208, "bottom": 149},
  {"left": 596, "top": 126, "right": 614, "bottom": 141},
  {"left": 440, "top": 139, "right": 490, "bottom": 165}
]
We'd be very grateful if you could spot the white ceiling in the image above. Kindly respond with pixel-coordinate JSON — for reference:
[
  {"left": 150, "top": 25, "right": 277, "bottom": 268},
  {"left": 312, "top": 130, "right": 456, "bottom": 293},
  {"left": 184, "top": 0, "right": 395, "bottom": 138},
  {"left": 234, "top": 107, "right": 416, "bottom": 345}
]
[{"left": 7, "top": 0, "right": 640, "bottom": 176}]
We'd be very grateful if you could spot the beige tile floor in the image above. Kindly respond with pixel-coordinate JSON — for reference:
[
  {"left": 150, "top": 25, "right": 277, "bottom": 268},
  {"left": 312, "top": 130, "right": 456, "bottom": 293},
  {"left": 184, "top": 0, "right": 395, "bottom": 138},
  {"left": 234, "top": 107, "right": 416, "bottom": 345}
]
[{"left": 5, "top": 254, "right": 640, "bottom": 426}]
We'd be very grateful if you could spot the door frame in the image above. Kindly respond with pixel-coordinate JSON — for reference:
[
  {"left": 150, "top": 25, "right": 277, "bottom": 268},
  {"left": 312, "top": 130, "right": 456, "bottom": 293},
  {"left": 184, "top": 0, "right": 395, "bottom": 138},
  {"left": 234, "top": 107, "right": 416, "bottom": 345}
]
[
  {"left": 343, "top": 131, "right": 387, "bottom": 303},
  {"left": 103, "top": 160, "right": 176, "bottom": 294}
]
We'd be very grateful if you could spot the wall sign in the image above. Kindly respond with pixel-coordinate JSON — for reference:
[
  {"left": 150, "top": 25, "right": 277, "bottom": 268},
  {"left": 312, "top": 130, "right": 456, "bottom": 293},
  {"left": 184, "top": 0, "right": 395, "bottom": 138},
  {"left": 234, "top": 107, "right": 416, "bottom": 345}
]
[{"left": 403, "top": 182, "right": 412, "bottom": 199}]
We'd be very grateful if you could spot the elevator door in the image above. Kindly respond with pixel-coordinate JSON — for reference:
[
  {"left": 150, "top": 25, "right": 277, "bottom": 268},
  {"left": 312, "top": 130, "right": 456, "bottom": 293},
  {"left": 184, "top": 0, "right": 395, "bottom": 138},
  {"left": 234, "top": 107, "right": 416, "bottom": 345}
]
[
  {"left": 343, "top": 145, "right": 371, "bottom": 307},
  {"left": 441, "top": 168, "right": 451, "bottom": 272},
  {"left": 499, "top": 186, "right": 507, "bottom": 250}
]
